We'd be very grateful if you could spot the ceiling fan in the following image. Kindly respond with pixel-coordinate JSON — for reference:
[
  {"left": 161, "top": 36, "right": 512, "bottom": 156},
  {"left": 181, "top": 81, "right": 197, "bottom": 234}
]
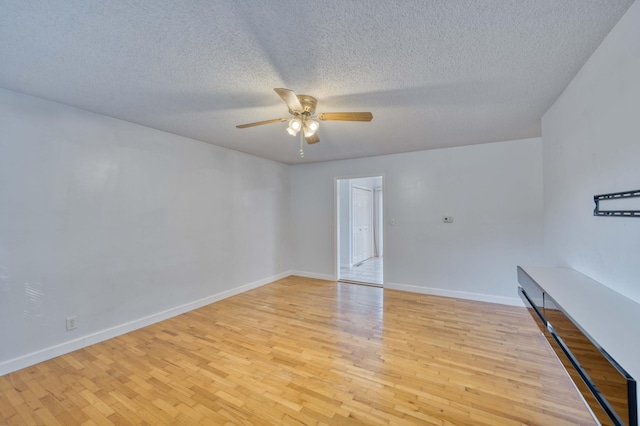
[{"left": 236, "top": 88, "right": 373, "bottom": 157}]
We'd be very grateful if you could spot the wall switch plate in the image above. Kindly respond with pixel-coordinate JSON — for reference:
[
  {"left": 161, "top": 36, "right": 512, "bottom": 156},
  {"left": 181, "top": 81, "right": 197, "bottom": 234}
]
[
  {"left": 443, "top": 216, "right": 454, "bottom": 223},
  {"left": 66, "top": 316, "right": 77, "bottom": 331}
]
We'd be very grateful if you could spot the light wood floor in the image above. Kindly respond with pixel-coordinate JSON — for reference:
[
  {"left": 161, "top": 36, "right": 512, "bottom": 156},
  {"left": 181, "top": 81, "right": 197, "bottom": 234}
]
[{"left": 0, "top": 276, "right": 595, "bottom": 425}]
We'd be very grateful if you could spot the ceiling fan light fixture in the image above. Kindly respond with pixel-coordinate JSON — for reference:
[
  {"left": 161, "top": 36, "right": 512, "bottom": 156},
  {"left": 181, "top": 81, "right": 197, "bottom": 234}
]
[
  {"left": 302, "top": 119, "right": 319, "bottom": 137},
  {"left": 307, "top": 119, "right": 319, "bottom": 131},
  {"left": 303, "top": 127, "right": 315, "bottom": 138},
  {"left": 287, "top": 117, "right": 302, "bottom": 135},
  {"left": 289, "top": 117, "right": 302, "bottom": 133}
]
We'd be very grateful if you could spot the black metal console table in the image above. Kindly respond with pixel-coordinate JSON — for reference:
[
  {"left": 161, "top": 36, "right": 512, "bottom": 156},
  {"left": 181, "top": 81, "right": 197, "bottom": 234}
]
[{"left": 517, "top": 266, "right": 638, "bottom": 426}]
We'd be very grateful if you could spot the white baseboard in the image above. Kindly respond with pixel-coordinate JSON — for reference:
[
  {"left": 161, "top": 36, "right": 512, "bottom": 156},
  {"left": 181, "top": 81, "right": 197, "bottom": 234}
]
[
  {"left": 290, "top": 270, "right": 336, "bottom": 281},
  {"left": 0, "top": 271, "right": 291, "bottom": 376},
  {"left": 385, "top": 282, "right": 524, "bottom": 307}
]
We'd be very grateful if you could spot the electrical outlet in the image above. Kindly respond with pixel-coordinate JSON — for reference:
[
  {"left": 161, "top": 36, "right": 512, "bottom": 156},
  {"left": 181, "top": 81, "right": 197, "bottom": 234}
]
[
  {"left": 66, "top": 316, "right": 77, "bottom": 331},
  {"left": 443, "top": 216, "right": 454, "bottom": 223}
]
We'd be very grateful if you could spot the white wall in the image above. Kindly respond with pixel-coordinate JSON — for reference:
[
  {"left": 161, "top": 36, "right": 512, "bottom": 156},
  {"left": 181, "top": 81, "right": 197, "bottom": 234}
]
[
  {"left": 542, "top": 3, "right": 640, "bottom": 418},
  {"left": 542, "top": 0, "right": 640, "bottom": 304},
  {"left": 0, "top": 88, "right": 291, "bottom": 373},
  {"left": 291, "top": 138, "right": 544, "bottom": 304}
]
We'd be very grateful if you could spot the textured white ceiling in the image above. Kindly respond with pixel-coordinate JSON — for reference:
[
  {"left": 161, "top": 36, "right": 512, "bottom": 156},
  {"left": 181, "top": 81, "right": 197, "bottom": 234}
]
[{"left": 1, "top": 0, "right": 634, "bottom": 164}]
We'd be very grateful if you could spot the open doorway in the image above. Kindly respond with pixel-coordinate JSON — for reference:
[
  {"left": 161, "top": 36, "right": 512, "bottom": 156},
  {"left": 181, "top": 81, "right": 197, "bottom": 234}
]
[{"left": 336, "top": 176, "right": 383, "bottom": 286}]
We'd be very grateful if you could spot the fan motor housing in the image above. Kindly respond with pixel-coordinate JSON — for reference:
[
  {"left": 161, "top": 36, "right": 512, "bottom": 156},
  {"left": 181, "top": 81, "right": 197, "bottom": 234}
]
[{"left": 294, "top": 95, "right": 317, "bottom": 114}]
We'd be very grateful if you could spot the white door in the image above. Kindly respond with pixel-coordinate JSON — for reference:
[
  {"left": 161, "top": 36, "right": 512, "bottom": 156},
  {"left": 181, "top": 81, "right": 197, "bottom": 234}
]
[{"left": 351, "top": 186, "right": 374, "bottom": 265}]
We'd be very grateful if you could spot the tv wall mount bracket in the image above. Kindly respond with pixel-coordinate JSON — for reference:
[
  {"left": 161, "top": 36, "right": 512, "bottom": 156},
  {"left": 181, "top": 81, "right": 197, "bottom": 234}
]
[{"left": 594, "top": 189, "right": 640, "bottom": 217}]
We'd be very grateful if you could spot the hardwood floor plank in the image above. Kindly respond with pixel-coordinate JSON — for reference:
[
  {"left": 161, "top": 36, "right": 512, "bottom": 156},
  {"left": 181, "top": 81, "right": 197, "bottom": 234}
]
[{"left": 0, "top": 276, "right": 596, "bottom": 425}]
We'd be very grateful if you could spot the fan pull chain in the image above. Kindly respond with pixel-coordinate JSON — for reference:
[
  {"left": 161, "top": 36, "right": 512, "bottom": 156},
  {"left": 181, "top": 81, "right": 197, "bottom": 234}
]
[{"left": 299, "top": 132, "right": 304, "bottom": 157}]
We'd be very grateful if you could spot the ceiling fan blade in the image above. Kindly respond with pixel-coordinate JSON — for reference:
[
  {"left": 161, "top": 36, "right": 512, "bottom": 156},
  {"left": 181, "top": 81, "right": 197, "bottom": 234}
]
[
  {"left": 236, "top": 118, "right": 288, "bottom": 129},
  {"left": 305, "top": 133, "right": 320, "bottom": 144},
  {"left": 317, "top": 112, "right": 373, "bottom": 122},
  {"left": 274, "top": 88, "right": 304, "bottom": 113}
]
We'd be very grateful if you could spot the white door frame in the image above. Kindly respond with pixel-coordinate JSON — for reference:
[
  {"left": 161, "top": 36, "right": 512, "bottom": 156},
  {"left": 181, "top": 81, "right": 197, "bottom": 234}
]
[{"left": 335, "top": 174, "right": 385, "bottom": 286}]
